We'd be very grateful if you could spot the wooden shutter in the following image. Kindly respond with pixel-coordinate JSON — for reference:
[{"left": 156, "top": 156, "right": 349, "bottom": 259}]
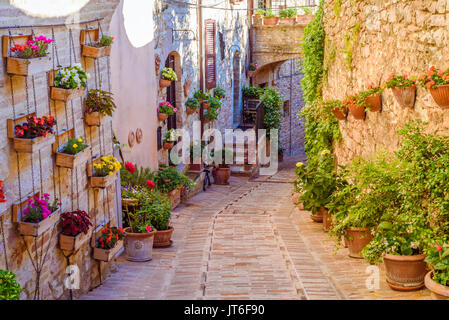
[{"left": 205, "top": 19, "right": 216, "bottom": 90}]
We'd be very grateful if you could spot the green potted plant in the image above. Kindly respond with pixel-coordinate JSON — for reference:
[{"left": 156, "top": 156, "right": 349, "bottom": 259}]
[
  {"left": 12, "top": 115, "right": 56, "bottom": 153},
  {"left": 163, "top": 129, "right": 178, "bottom": 150},
  {"left": 193, "top": 89, "right": 211, "bottom": 104},
  {"left": 0, "top": 270, "right": 23, "bottom": 300},
  {"left": 214, "top": 86, "right": 226, "bottom": 100},
  {"left": 344, "top": 93, "right": 366, "bottom": 120},
  {"left": 89, "top": 155, "right": 122, "bottom": 188},
  {"left": 59, "top": 209, "right": 93, "bottom": 252},
  {"left": 262, "top": 8, "right": 278, "bottom": 26},
  {"left": 279, "top": 8, "right": 297, "bottom": 25},
  {"left": 385, "top": 74, "right": 417, "bottom": 108},
  {"left": 85, "top": 85, "right": 117, "bottom": 126},
  {"left": 82, "top": 34, "right": 114, "bottom": 58},
  {"left": 425, "top": 243, "right": 449, "bottom": 300},
  {"left": 56, "top": 136, "right": 91, "bottom": 169},
  {"left": 253, "top": 8, "right": 265, "bottom": 25},
  {"left": 296, "top": 7, "right": 314, "bottom": 24},
  {"left": 204, "top": 106, "right": 219, "bottom": 124},
  {"left": 93, "top": 226, "right": 126, "bottom": 262},
  {"left": 146, "top": 192, "right": 173, "bottom": 248},
  {"left": 242, "top": 86, "right": 264, "bottom": 100},
  {"left": 155, "top": 167, "right": 193, "bottom": 208},
  {"left": 185, "top": 97, "right": 200, "bottom": 114},
  {"left": 362, "top": 84, "right": 384, "bottom": 112},
  {"left": 160, "top": 67, "right": 178, "bottom": 88},
  {"left": 211, "top": 149, "right": 234, "bottom": 185},
  {"left": 247, "top": 63, "right": 258, "bottom": 77},
  {"left": 419, "top": 66, "right": 449, "bottom": 109},
  {"left": 51, "top": 63, "right": 89, "bottom": 101},
  {"left": 322, "top": 99, "right": 347, "bottom": 121},
  {"left": 158, "top": 101, "right": 177, "bottom": 122}
]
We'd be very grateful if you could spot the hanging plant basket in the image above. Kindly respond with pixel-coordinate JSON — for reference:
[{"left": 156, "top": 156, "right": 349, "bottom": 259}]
[
  {"left": 51, "top": 87, "right": 85, "bottom": 102},
  {"left": 160, "top": 79, "right": 172, "bottom": 88},
  {"left": 366, "top": 94, "right": 382, "bottom": 112},
  {"left": 163, "top": 142, "right": 174, "bottom": 150},
  {"left": 332, "top": 106, "right": 348, "bottom": 120},
  {"left": 59, "top": 226, "right": 93, "bottom": 252},
  {"left": 93, "top": 240, "right": 123, "bottom": 262},
  {"left": 13, "top": 135, "right": 55, "bottom": 153},
  {"left": 15, "top": 208, "right": 60, "bottom": 237},
  {"left": 348, "top": 103, "right": 366, "bottom": 120},
  {"left": 6, "top": 56, "right": 52, "bottom": 76},
  {"left": 392, "top": 86, "right": 416, "bottom": 108},
  {"left": 82, "top": 45, "right": 111, "bottom": 59},
  {"left": 158, "top": 113, "right": 169, "bottom": 122},
  {"left": 56, "top": 146, "right": 91, "bottom": 169},
  {"left": 85, "top": 112, "right": 104, "bottom": 127},
  {"left": 429, "top": 84, "right": 449, "bottom": 109}
]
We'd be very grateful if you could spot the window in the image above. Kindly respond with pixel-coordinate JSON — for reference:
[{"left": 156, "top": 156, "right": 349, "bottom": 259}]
[
  {"left": 205, "top": 19, "right": 217, "bottom": 90},
  {"left": 257, "top": 0, "right": 269, "bottom": 9},
  {"left": 283, "top": 100, "right": 290, "bottom": 116}
]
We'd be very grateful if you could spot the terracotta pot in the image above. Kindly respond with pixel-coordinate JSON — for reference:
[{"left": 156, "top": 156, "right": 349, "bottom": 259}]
[
  {"left": 310, "top": 209, "right": 323, "bottom": 223},
  {"left": 321, "top": 207, "right": 332, "bottom": 232},
  {"left": 263, "top": 17, "right": 279, "bottom": 25},
  {"left": 296, "top": 14, "right": 314, "bottom": 25},
  {"left": 247, "top": 70, "right": 255, "bottom": 77},
  {"left": 366, "top": 94, "right": 382, "bottom": 112},
  {"left": 163, "top": 142, "right": 174, "bottom": 150},
  {"left": 202, "top": 101, "right": 211, "bottom": 110},
  {"left": 392, "top": 86, "right": 416, "bottom": 108},
  {"left": 214, "top": 167, "right": 230, "bottom": 185},
  {"left": 348, "top": 103, "right": 366, "bottom": 120},
  {"left": 186, "top": 106, "right": 197, "bottom": 115},
  {"left": 425, "top": 271, "right": 449, "bottom": 300},
  {"left": 279, "top": 17, "right": 295, "bottom": 25},
  {"left": 345, "top": 227, "right": 373, "bottom": 259},
  {"left": 430, "top": 84, "right": 449, "bottom": 109},
  {"left": 383, "top": 253, "right": 427, "bottom": 291},
  {"left": 153, "top": 226, "right": 174, "bottom": 248},
  {"left": 253, "top": 14, "right": 262, "bottom": 25},
  {"left": 332, "top": 106, "right": 348, "bottom": 120},
  {"left": 160, "top": 79, "right": 172, "bottom": 88},
  {"left": 124, "top": 227, "right": 156, "bottom": 262},
  {"left": 158, "top": 113, "right": 169, "bottom": 122}
]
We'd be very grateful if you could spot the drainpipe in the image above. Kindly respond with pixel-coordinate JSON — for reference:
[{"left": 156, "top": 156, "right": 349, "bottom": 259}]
[{"left": 198, "top": 0, "right": 204, "bottom": 136}]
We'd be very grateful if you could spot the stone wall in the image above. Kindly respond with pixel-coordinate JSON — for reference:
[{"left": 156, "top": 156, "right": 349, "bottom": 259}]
[
  {"left": 323, "top": 0, "right": 449, "bottom": 165},
  {"left": 0, "top": 0, "right": 120, "bottom": 300}
]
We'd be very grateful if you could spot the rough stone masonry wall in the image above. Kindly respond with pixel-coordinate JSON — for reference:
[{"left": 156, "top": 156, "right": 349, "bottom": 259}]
[
  {"left": 323, "top": 0, "right": 449, "bottom": 164},
  {"left": 0, "top": 1, "right": 120, "bottom": 300}
]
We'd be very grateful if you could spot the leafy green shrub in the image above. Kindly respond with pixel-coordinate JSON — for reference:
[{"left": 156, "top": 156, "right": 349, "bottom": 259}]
[
  {"left": 121, "top": 165, "right": 155, "bottom": 189},
  {"left": 0, "top": 270, "right": 22, "bottom": 300},
  {"left": 99, "top": 35, "right": 114, "bottom": 47},
  {"left": 161, "top": 67, "right": 177, "bottom": 81},
  {"left": 280, "top": 8, "right": 297, "bottom": 18},
  {"left": 214, "top": 87, "right": 226, "bottom": 100},
  {"left": 85, "top": 87, "right": 117, "bottom": 116},
  {"left": 242, "top": 86, "right": 264, "bottom": 99},
  {"left": 155, "top": 167, "right": 193, "bottom": 193},
  {"left": 261, "top": 88, "right": 283, "bottom": 140},
  {"left": 426, "top": 244, "right": 449, "bottom": 286},
  {"left": 185, "top": 97, "right": 200, "bottom": 110}
]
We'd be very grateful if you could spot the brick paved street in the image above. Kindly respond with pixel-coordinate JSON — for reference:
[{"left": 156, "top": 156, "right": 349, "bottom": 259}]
[{"left": 81, "top": 156, "right": 431, "bottom": 300}]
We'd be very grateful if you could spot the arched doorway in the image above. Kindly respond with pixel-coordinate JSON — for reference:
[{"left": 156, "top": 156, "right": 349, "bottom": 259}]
[{"left": 233, "top": 51, "right": 241, "bottom": 127}]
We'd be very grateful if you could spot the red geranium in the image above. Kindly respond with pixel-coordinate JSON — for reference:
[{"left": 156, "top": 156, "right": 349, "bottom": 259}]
[
  {"left": 146, "top": 180, "right": 155, "bottom": 189},
  {"left": 124, "top": 161, "right": 136, "bottom": 174}
]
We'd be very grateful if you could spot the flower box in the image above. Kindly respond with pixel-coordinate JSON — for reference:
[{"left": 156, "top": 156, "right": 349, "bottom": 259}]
[
  {"left": 51, "top": 87, "right": 85, "bottom": 102},
  {"left": 93, "top": 240, "right": 123, "bottom": 262},
  {"left": 85, "top": 112, "right": 104, "bottom": 126},
  {"left": 6, "top": 56, "right": 52, "bottom": 76},
  {"left": 17, "top": 208, "right": 60, "bottom": 237},
  {"left": 163, "top": 142, "right": 174, "bottom": 150},
  {"left": 59, "top": 226, "right": 93, "bottom": 252},
  {"left": 82, "top": 45, "right": 111, "bottom": 59},
  {"left": 56, "top": 146, "right": 91, "bottom": 169},
  {"left": 90, "top": 172, "right": 117, "bottom": 188},
  {"left": 13, "top": 135, "right": 55, "bottom": 153}
]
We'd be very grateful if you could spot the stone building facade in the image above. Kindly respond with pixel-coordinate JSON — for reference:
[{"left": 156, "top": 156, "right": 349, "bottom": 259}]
[{"left": 323, "top": 0, "right": 449, "bottom": 164}]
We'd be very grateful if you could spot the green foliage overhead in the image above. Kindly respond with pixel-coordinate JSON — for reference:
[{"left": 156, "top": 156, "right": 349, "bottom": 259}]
[{"left": 0, "top": 270, "right": 22, "bottom": 300}]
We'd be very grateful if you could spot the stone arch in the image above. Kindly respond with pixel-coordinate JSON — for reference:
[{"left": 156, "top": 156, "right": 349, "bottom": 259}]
[{"left": 165, "top": 51, "right": 184, "bottom": 129}]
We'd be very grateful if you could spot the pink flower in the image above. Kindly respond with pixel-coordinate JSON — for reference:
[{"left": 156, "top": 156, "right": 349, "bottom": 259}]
[
  {"left": 173, "top": 108, "right": 178, "bottom": 112},
  {"left": 145, "top": 225, "right": 152, "bottom": 233}
]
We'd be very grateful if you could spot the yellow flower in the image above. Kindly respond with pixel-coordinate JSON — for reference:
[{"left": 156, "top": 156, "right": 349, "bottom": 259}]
[
  {"left": 296, "top": 162, "right": 304, "bottom": 167},
  {"left": 78, "top": 138, "right": 83, "bottom": 143},
  {"left": 73, "top": 144, "right": 78, "bottom": 149},
  {"left": 109, "top": 171, "right": 114, "bottom": 176}
]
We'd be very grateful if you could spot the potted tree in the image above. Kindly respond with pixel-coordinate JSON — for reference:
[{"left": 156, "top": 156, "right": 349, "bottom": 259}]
[
  {"left": 163, "top": 129, "right": 178, "bottom": 150},
  {"left": 0, "top": 270, "right": 23, "bottom": 300},
  {"left": 12, "top": 116, "right": 56, "bottom": 153},
  {"left": 82, "top": 35, "right": 114, "bottom": 59},
  {"left": 93, "top": 226, "right": 126, "bottom": 262},
  {"left": 158, "top": 101, "right": 177, "bottom": 122},
  {"left": 211, "top": 149, "right": 234, "bottom": 185},
  {"left": 85, "top": 85, "right": 117, "bottom": 126},
  {"left": 425, "top": 243, "right": 449, "bottom": 300},
  {"left": 185, "top": 97, "right": 200, "bottom": 115},
  {"left": 385, "top": 74, "right": 417, "bottom": 108},
  {"left": 6, "top": 35, "right": 53, "bottom": 76},
  {"left": 279, "top": 8, "right": 297, "bottom": 25},
  {"left": 56, "top": 137, "right": 91, "bottom": 169},
  {"left": 51, "top": 64, "right": 88, "bottom": 101},
  {"left": 160, "top": 67, "right": 177, "bottom": 88},
  {"left": 59, "top": 209, "right": 93, "bottom": 252},
  {"left": 419, "top": 66, "right": 449, "bottom": 109},
  {"left": 262, "top": 8, "right": 279, "bottom": 25}
]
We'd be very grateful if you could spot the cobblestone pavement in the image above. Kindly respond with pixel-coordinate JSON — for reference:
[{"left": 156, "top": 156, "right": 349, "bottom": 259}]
[{"left": 81, "top": 156, "right": 431, "bottom": 300}]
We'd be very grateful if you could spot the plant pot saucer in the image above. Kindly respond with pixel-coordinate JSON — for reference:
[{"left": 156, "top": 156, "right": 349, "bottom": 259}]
[
  {"left": 153, "top": 240, "right": 173, "bottom": 248},
  {"left": 386, "top": 280, "right": 425, "bottom": 292}
]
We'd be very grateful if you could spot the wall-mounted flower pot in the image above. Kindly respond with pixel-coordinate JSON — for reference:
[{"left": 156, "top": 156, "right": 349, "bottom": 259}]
[
  {"left": 163, "top": 142, "right": 174, "bottom": 150},
  {"left": 429, "top": 84, "right": 449, "bottom": 109},
  {"left": 214, "top": 167, "right": 230, "bottom": 185},
  {"left": 85, "top": 112, "right": 104, "bottom": 126},
  {"left": 348, "top": 103, "right": 366, "bottom": 120},
  {"left": 168, "top": 187, "right": 181, "bottom": 209},
  {"left": 124, "top": 227, "right": 156, "bottom": 262},
  {"left": 253, "top": 14, "right": 262, "bottom": 25},
  {"left": 383, "top": 253, "right": 427, "bottom": 291},
  {"left": 310, "top": 209, "right": 323, "bottom": 223},
  {"left": 279, "top": 17, "right": 295, "bottom": 25},
  {"left": 90, "top": 172, "right": 117, "bottom": 188},
  {"left": 247, "top": 70, "right": 255, "bottom": 78},
  {"left": 345, "top": 227, "right": 373, "bottom": 259},
  {"left": 6, "top": 56, "right": 52, "bottom": 76},
  {"left": 13, "top": 135, "right": 55, "bottom": 153},
  {"left": 51, "top": 87, "right": 85, "bottom": 102},
  {"left": 158, "top": 113, "right": 169, "bottom": 122},
  {"left": 263, "top": 17, "right": 279, "bottom": 25},
  {"left": 17, "top": 209, "right": 60, "bottom": 237},
  {"left": 366, "top": 94, "right": 382, "bottom": 112},
  {"left": 332, "top": 106, "right": 348, "bottom": 120},
  {"left": 392, "top": 86, "right": 416, "bottom": 108},
  {"left": 186, "top": 107, "right": 197, "bottom": 115},
  {"left": 202, "top": 101, "right": 211, "bottom": 109},
  {"left": 321, "top": 207, "right": 332, "bottom": 232},
  {"left": 425, "top": 271, "right": 449, "bottom": 300},
  {"left": 153, "top": 226, "right": 174, "bottom": 248},
  {"left": 59, "top": 226, "right": 93, "bottom": 252},
  {"left": 93, "top": 240, "right": 123, "bottom": 262},
  {"left": 82, "top": 45, "right": 111, "bottom": 59},
  {"left": 160, "top": 79, "right": 172, "bottom": 88},
  {"left": 56, "top": 146, "right": 91, "bottom": 169}
]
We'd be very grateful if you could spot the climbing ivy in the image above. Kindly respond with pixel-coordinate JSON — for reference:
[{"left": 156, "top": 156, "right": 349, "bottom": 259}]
[{"left": 342, "top": 23, "right": 361, "bottom": 70}]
